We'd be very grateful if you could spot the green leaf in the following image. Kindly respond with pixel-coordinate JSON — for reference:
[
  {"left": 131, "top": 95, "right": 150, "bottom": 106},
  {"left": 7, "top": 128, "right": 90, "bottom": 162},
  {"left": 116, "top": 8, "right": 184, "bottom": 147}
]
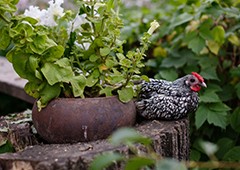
[
  {"left": 109, "top": 128, "right": 152, "bottom": 146},
  {"left": 55, "top": 58, "right": 71, "bottom": 67},
  {"left": 86, "top": 70, "right": 100, "bottom": 87},
  {"left": 156, "top": 159, "right": 187, "bottom": 170},
  {"left": 86, "top": 75, "right": 98, "bottom": 87},
  {"left": 206, "top": 40, "right": 220, "bottom": 55},
  {"left": 141, "top": 75, "right": 149, "bottom": 82},
  {"left": 188, "top": 36, "right": 205, "bottom": 54},
  {"left": 230, "top": 66, "right": 240, "bottom": 77},
  {"left": 125, "top": 157, "right": 155, "bottom": 170},
  {"left": 184, "top": 31, "right": 198, "bottom": 42},
  {"left": 211, "top": 25, "right": 225, "bottom": 45},
  {"left": 12, "top": 52, "right": 29, "bottom": 78},
  {"left": 0, "top": 27, "right": 11, "bottom": 50},
  {"left": 89, "top": 54, "right": 99, "bottom": 62},
  {"left": 158, "top": 69, "right": 178, "bottom": 81},
  {"left": 100, "top": 47, "right": 111, "bottom": 56},
  {"left": 216, "top": 138, "right": 235, "bottom": 159},
  {"left": 223, "top": 146, "right": 240, "bottom": 161},
  {"left": 236, "top": 82, "right": 240, "bottom": 99},
  {"left": 11, "top": 52, "right": 38, "bottom": 81},
  {"left": 117, "top": 87, "right": 133, "bottom": 103},
  {"left": 28, "top": 55, "right": 39, "bottom": 72},
  {"left": 205, "top": 83, "right": 222, "bottom": 93},
  {"left": 107, "top": 0, "right": 114, "bottom": 11},
  {"left": 228, "top": 34, "right": 240, "bottom": 46},
  {"left": 43, "top": 45, "right": 64, "bottom": 62},
  {"left": 37, "top": 83, "right": 61, "bottom": 109},
  {"left": 0, "top": 140, "right": 14, "bottom": 154},
  {"left": 30, "top": 35, "right": 57, "bottom": 55},
  {"left": 120, "top": 58, "right": 132, "bottom": 68},
  {"left": 208, "top": 102, "right": 231, "bottom": 112},
  {"left": 161, "top": 56, "right": 187, "bottom": 68},
  {"left": 9, "top": 21, "right": 34, "bottom": 40},
  {"left": 199, "top": 19, "right": 214, "bottom": 40},
  {"left": 70, "top": 75, "right": 86, "bottom": 98},
  {"left": 24, "top": 81, "right": 40, "bottom": 98},
  {"left": 200, "top": 91, "right": 221, "bottom": 103},
  {"left": 190, "top": 149, "right": 201, "bottom": 161},
  {"left": 230, "top": 107, "right": 240, "bottom": 133},
  {"left": 100, "top": 86, "right": 113, "bottom": 96},
  {"left": 116, "top": 53, "right": 125, "bottom": 60},
  {"left": 105, "top": 58, "right": 116, "bottom": 68},
  {"left": 41, "top": 59, "right": 74, "bottom": 85},
  {"left": 195, "top": 105, "right": 208, "bottom": 129},
  {"left": 170, "top": 12, "right": 193, "bottom": 28},
  {"left": 198, "top": 56, "right": 218, "bottom": 69},
  {"left": 207, "top": 111, "right": 227, "bottom": 129},
  {"left": 200, "top": 67, "right": 219, "bottom": 80},
  {"left": 89, "top": 152, "right": 124, "bottom": 170},
  {"left": 109, "top": 75, "right": 125, "bottom": 84}
]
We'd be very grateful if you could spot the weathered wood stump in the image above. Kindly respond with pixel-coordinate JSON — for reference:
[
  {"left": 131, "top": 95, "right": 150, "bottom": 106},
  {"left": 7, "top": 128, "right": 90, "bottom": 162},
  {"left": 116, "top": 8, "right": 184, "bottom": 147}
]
[{"left": 0, "top": 114, "right": 189, "bottom": 170}]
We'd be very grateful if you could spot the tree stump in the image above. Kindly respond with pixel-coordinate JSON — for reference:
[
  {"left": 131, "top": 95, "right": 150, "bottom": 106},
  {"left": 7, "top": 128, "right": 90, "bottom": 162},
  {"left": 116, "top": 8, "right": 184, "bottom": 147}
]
[{"left": 0, "top": 114, "right": 189, "bottom": 170}]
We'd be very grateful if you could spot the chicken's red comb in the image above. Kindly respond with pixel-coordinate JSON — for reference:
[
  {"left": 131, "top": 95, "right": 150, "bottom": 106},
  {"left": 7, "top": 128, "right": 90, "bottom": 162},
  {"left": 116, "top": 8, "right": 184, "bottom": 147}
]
[{"left": 191, "top": 72, "right": 204, "bottom": 82}]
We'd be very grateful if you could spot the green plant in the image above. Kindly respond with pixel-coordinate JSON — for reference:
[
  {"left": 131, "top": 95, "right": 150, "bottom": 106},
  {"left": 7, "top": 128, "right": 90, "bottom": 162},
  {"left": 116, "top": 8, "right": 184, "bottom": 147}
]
[
  {"left": 0, "top": 0, "right": 159, "bottom": 109},
  {"left": 119, "top": 0, "right": 240, "bottom": 166}
]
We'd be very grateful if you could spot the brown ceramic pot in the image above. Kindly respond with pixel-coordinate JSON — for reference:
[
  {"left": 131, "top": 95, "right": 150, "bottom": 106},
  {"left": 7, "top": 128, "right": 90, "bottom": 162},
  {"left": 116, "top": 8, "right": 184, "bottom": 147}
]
[{"left": 32, "top": 96, "right": 136, "bottom": 143}]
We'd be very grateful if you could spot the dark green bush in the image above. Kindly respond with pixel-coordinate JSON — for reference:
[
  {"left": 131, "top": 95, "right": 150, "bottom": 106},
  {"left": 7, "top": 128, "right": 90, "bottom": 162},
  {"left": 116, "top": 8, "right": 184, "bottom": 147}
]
[{"left": 120, "top": 0, "right": 240, "bottom": 163}]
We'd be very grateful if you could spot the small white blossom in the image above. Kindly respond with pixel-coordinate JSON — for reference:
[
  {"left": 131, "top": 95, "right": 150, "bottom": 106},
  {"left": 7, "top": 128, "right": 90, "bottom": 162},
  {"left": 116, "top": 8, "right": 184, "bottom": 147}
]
[
  {"left": 147, "top": 20, "right": 160, "bottom": 35},
  {"left": 68, "top": 14, "right": 88, "bottom": 33}
]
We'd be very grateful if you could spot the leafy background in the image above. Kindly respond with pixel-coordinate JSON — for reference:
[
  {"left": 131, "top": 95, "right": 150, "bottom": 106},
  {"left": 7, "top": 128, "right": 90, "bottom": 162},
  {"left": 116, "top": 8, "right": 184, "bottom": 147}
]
[
  {"left": 0, "top": 0, "right": 240, "bottom": 168},
  {"left": 119, "top": 0, "right": 240, "bottom": 164}
]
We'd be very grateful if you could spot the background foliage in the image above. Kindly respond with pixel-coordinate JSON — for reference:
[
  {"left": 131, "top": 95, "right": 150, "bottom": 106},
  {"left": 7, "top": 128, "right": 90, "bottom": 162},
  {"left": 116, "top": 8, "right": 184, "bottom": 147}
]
[{"left": 119, "top": 0, "right": 240, "bottom": 166}]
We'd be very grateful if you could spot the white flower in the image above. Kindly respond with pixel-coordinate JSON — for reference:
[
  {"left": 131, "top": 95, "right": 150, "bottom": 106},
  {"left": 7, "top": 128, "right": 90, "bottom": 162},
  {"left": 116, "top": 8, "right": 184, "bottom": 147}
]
[
  {"left": 48, "top": 0, "right": 64, "bottom": 17},
  {"left": 68, "top": 14, "right": 88, "bottom": 33},
  {"left": 147, "top": 20, "right": 160, "bottom": 35},
  {"left": 23, "top": 0, "right": 65, "bottom": 27},
  {"left": 24, "top": 6, "right": 46, "bottom": 21}
]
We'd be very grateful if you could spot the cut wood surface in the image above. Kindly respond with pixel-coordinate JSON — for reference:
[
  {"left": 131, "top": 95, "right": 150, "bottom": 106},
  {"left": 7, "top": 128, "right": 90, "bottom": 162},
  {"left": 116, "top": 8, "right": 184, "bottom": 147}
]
[
  {"left": 0, "top": 57, "right": 34, "bottom": 104},
  {"left": 0, "top": 115, "right": 189, "bottom": 170}
]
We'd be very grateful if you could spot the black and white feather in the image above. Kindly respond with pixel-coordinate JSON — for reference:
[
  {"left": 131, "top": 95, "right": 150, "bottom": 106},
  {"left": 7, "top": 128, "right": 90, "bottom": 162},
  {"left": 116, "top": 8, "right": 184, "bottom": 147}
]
[{"left": 136, "top": 73, "right": 206, "bottom": 120}]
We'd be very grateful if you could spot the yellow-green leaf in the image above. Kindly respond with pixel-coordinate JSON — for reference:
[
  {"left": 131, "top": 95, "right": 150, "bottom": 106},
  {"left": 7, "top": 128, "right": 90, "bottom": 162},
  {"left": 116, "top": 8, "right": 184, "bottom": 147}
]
[
  {"left": 206, "top": 40, "right": 220, "bottom": 55},
  {"left": 228, "top": 34, "right": 240, "bottom": 46},
  {"left": 211, "top": 26, "right": 225, "bottom": 45},
  {"left": 117, "top": 87, "right": 133, "bottom": 103}
]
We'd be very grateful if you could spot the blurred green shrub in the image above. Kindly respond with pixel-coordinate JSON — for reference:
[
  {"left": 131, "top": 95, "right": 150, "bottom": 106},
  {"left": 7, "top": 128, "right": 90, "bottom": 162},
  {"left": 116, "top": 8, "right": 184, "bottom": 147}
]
[{"left": 119, "top": 0, "right": 240, "bottom": 164}]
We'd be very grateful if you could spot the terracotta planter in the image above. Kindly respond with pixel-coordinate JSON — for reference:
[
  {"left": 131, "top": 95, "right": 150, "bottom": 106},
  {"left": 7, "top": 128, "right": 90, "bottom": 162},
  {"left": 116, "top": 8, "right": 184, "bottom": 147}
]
[{"left": 32, "top": 96, "right": 136, "bottom": 143}]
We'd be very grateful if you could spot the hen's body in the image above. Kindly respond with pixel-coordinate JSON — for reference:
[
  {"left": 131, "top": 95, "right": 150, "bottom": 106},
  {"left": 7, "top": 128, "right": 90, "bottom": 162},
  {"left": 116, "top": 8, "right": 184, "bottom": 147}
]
[{"left": 136, "top": 73, "right": 206, "bottom": 120}]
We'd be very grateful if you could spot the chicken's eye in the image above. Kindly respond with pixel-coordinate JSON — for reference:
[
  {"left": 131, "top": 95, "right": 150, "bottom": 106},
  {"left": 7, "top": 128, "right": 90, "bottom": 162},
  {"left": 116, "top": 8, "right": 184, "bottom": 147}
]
[{"left": 190, "top": 78, "right": 195, "bottom": 82}]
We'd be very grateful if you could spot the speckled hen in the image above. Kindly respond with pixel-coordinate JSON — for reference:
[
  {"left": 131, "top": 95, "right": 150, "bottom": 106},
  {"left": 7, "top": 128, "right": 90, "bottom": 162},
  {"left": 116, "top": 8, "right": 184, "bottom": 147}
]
[{"left": 136, "top": 72, "right": 207, "bottom": 120}]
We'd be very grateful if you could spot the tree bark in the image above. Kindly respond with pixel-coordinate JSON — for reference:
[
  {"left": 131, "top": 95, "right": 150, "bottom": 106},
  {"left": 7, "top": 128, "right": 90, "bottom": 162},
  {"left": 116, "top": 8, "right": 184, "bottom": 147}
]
[{"left": 0, "top": 117, "right": 189, "bottom": 170}]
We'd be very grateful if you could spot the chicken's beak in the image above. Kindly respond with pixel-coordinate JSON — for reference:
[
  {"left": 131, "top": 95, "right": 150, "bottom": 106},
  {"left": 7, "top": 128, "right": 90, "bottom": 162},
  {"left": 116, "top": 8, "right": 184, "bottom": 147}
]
[{"left": 200, "top": 82, "right": 207, "bottom": 88}]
